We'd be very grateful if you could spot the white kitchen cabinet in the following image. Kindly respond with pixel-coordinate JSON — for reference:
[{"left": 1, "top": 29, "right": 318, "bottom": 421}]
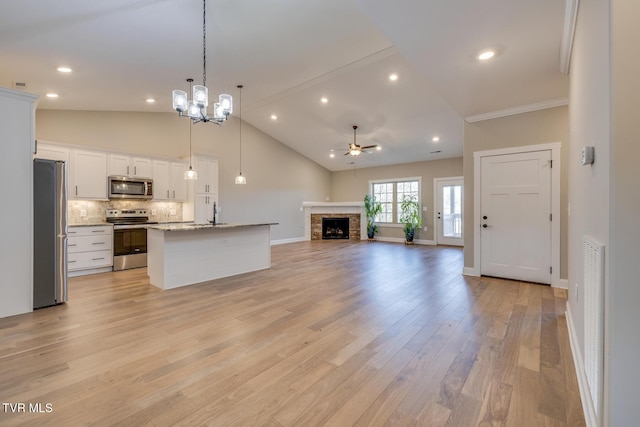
[
  {"left": 70, "top": 150, "right": 108, "bottom": 200},
  {"left": 108, "top": 154, "right": 152, "bottom": 178},
  {"left": 194, "top": 193, "right": 218, "bottom": 224},
  {"left": 67, "top": 225, "right": 113, "bottom": 277},
  {"left": 34, "top": 142, "right": 69, "bottom": 163},
  {"left": 152, "top": 159, "right": 187, "bottom": 201},
  {"left": 186, "top": 155, "right": 219, "bottom": 224},
  {"left": 193, "top": 156, "right": 218, "bottom": 194}
]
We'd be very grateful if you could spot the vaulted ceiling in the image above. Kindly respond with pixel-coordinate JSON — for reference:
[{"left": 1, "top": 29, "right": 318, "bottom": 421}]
[{"left": 0, "top": 0, "right": 568, "bottom": 171}]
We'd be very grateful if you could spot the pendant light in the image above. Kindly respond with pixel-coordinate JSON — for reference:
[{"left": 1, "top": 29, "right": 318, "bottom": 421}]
[
  {"left": 234, "top": 84, "right": 246, "bottom": 185},
  {"left": 184, "top": 80, "right": 197, "bottom": 180}
]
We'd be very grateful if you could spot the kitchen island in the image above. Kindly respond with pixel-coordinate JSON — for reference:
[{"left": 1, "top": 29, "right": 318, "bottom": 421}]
[{"left": 146, "top": 223, "right": 277, "bottom": 290}]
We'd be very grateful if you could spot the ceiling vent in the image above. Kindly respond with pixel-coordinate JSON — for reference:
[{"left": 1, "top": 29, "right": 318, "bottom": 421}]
[{"left": 12, "top": 81, "right": 28, "bottom": 91}]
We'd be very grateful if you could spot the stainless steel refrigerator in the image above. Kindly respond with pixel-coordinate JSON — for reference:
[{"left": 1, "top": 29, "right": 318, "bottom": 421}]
[{"left": 33, "top": 158, "right": 68, "bottom": 309}]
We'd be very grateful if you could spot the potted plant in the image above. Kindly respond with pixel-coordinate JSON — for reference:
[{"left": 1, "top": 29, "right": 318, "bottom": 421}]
[
  {"left": 399, "top": 195, "right": 422, "bottom": 244},
  {"left": 364, "top": 194, "right": 383, "bottom": 240}
]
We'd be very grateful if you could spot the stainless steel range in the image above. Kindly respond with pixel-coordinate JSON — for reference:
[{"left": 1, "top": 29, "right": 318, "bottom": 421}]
[{"left": 106, "top": 209, "right": 157, "bottom": 271}]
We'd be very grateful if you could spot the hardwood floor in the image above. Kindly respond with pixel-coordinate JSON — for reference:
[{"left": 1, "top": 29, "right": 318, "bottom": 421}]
[{"left": 0, "top": 241, "right": 584, "bottom": 426}]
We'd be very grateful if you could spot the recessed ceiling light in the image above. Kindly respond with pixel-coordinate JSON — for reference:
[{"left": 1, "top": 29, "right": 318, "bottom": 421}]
[
  {"left": 376, "top": 146, "right": 382, "bottom": 151},
  {"left": 146, "top": 98, "right": 155, "bottom": 103},
  {"left": 478, "top": 50, "right": 495, "bottom": 61},
  {"left": 270, "top": 114, "right": 278, "bottom": 120},
  {"left": 432, "top": 136, "right": 440, "bottom": 142},
  {"left": 46, "top": 93, "right": 59, "bottom": 98},
  {"left": 389, "top": 73, "right": 398, "bottom": 81},
  {"left": 321, "top": 97, "right": 328, "bottom": 104},
  {"left": 56, "top": 67, "right": 72, "bottom": 73},
  {"left": 329, "top": 153, "right": 335, "bottom": 158}
]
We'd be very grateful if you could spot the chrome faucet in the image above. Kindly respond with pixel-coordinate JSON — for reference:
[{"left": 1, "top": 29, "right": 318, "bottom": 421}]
[{"left": 212, "top": 201, "right": 217, "bottom": 224}]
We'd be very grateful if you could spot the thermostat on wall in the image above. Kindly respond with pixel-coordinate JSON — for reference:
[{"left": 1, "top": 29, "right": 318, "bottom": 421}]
[{"left": 581, "top": 146, "right": 595, "bottom": 165}]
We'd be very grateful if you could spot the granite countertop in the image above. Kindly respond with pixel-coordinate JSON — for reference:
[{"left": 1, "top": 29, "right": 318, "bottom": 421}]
[
  {"left": 68, "top": 222, "right": 112, "bottom": 227},
  {"left": 147, "top": 222, "right": 278, "bottom": 232}
]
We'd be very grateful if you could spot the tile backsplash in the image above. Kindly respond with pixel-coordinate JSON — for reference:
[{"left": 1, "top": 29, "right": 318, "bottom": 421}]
[{"left": 68, "top": 200, "right": 183, "bottom": 224}]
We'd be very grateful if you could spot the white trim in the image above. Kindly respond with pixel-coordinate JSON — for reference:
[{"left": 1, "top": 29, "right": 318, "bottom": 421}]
[
  {"left": 560, "top": 0, "right": 580, "bottom": 74},
  {"left": 374, "top": 237, "right": 435, "bottom": 246},
  {"left": 462, "top": 267, "right": 480, "bottom": 277},
  {"left": 465, "top": 98, "right": 568, "bottom": 123},
  {"left": 567, "top": 303, "right": 597, "bottom": 427},
  {"left": 473, "top": 142, "right": 561, "bottom": 286},
  {"left": 271, "top": 237, "right": 305, "bottom": 245},
  {"left": 433, "top": 176, "right": 464, "bottom": 246},
  {"left": 557, "top": 279, "right": 569, "bottom": 290}
]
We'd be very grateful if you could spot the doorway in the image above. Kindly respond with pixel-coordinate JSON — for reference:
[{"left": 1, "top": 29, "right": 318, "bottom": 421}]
[
  {"left": 467, "top": 143, "right": 562, "bottom": 286},
  {"left": 434, "top": 177, "right": 463, "bottom": 246}
]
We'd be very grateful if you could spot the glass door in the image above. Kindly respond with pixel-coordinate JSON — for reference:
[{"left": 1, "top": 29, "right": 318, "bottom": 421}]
[{"left": 435, "top": 177, "right": 463, "bottom": 246}]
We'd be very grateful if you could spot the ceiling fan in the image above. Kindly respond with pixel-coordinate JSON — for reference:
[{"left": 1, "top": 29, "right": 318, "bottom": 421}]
[{"left": 344, "top": 125, "right": 378, "bottom": 156}]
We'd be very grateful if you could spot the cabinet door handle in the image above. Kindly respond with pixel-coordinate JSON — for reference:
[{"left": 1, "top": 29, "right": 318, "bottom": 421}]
[
  {"left": 173, "top": 190, "right": 175, "bottom": 198},
  {"left": 167, "top": 190, "right": 170, "bottom": 198},
  {"left": 134, "top": 166, "right": 137, "bottom": 175},
  {"left": 127, "top": 165, "right": 130, "bottom": 175},
  {"left": 75, "top": 185, "right": 78, "bottom": 196}
]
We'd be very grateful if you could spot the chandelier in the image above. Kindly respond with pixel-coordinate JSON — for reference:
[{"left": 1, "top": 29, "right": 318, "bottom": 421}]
[{"left": 171, "top": 0, "right": 232, "bottom": 124}]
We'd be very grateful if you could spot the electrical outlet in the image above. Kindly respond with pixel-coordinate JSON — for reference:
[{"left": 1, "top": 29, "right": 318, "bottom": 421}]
[
  {"left": 423, "top": 226, "right": 427, "bottom": 231},
  {"left": 151, "top": 209, "right": 157, "bottom": 216},
  {"left": 169, "top": 209, "right": 176, "bottom": 216},
  {"left": 80, "top": 209, "right": 87, "bottom": 217},
  {"left": 422, "top": 206, "right": 427, "bottom": 211}
]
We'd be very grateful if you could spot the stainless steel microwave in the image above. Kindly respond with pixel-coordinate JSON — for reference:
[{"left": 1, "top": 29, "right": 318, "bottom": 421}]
[{"left": 108, "top": 176, "right": 153, "bottom": 200}]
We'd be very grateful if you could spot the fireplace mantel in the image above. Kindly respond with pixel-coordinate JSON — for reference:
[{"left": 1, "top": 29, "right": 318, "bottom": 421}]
[{"left": 302, "top": 202, "right": 366, "bottom": 241}]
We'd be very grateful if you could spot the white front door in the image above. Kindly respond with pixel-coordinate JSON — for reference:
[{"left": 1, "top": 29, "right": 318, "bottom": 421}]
[
  {"left": 480, "top": 150, "right": 551, "bottom": 284},
  {"left": 435, "top": 177, "right": 463, "bottom": 246}
]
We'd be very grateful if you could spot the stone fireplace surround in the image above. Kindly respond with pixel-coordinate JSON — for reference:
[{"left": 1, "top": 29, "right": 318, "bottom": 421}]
[{"left": 303, "top": 202, "right": 366, "bottom": 241}]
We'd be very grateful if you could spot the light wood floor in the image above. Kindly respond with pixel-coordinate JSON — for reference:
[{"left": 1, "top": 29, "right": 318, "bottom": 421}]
[{"left": 0, "top": 242, "right": 584, "bottom": 426}]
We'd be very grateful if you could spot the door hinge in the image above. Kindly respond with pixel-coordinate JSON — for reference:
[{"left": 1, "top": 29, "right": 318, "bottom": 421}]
[
  {"left": 550, "top": 266, "right": 553, "bottom": 274},
  {"left": 549, "top": 160, "right": 553, "bottom": 168},
  {"left": 550, "top": 213, "right": 552, "bottom": 221}
]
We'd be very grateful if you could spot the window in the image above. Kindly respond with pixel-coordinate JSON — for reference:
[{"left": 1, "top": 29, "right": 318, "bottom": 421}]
[{"left": 370, "top": 178, "right": 421, "bottom": 224}]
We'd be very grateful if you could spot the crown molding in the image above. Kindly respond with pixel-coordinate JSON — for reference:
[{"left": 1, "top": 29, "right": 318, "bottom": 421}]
[
  {"left": 464, "top": 98, "right": 569, "bottom": 123},
  {"left": 560, "top": 0, "right": 581, "bottom": 75}
]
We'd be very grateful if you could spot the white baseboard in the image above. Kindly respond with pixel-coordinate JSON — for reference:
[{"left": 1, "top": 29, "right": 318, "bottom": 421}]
[
  {"left": 555, "top": 278, "right": 569, "bottom": 289},
  {"left": 270, "top": 237, "right": 306, "bottom": 245},
  {"left": 374, "top": 237, "right": 435, "bottom": 245},
  {"left": 462, "top": 266, "right": 480, "bottom": 277},
  {"left": 566, "top": 303, "right": 597, "bottom": 427}
]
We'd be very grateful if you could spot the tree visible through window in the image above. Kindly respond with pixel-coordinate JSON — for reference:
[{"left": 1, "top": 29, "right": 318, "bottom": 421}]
[{"left": 371, "top": 178, "right": 420, "bottom": 224}]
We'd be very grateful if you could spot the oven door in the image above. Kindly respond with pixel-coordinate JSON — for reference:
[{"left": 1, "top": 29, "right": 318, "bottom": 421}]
[{"left": 113, "top": 228, "right": 147, "bottom": 270}]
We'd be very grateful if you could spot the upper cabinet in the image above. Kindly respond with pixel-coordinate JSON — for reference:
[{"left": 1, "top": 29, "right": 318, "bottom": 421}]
[
  {"left": 108, "top": 154, "right": 152, "bottom": 178},
  {"left": 152, "top": 159, "right": 187, "bottom": 201},
  {"left": 34, "top": 142, "right": 70, "bottom": 163},
  {"left": 70, "top": 150, "right": 107, "bottom": 200},
  {"left": 193, "top": 156, "right": 218, "bottom": 194}
]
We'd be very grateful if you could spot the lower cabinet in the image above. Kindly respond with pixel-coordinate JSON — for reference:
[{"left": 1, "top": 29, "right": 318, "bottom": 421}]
[{"left": 67, "top": 225, "right": 113, "bottom": 277}]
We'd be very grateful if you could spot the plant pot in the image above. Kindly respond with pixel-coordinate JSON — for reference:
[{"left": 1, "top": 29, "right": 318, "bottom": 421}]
[{"left": 404, "top": 227, "right": 415, "bottom": 242}]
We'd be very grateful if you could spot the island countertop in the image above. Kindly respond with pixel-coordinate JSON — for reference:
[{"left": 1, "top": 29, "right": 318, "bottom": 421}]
[{"left": 147, "top": 222, "right": 278, "bottom": 232}]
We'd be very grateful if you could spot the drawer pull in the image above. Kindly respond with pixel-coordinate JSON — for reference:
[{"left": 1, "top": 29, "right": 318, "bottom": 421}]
[
  {"left": 92, "top": 257, "right": 105, "bottom": 261},
  {"left": 68, "top": 244, "right": 77, "bottom": 247},
  {"left": 92, "top": 230, "right": 106, "bottom": 233},
  {"left": 68, "top": 260, "right": 76, "bottom": 263},
  {"left": 92, "top": 242, "right": 106, "bottom": 245}
]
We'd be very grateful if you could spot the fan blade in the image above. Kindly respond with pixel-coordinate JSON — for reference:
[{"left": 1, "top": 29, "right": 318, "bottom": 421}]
[
  {"left": 361, "top": 145, "right": 378, "bottom": 150},
  {"left": 344, "top": 152, "right": 351, "bottom": 156}
]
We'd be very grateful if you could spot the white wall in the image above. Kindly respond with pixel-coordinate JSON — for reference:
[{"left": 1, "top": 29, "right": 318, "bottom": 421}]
[
  {"left": 0, "top": 88, "right": 37, "bottom": 318},
  {"left": 608, "top": 0, "right": 640, "bottom": 424},
  {"left": 36, "top": 110, "right": 332, "bottom": 242}
]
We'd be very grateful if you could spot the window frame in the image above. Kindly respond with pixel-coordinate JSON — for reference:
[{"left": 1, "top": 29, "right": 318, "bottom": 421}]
[{"left": 369, "top": 177, "right": 422, "bottom": 227}]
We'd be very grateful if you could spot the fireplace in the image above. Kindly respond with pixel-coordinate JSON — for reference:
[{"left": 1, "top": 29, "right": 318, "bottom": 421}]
[{"left": 322, "top": 217, "right": 350, "bottom": 240}]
